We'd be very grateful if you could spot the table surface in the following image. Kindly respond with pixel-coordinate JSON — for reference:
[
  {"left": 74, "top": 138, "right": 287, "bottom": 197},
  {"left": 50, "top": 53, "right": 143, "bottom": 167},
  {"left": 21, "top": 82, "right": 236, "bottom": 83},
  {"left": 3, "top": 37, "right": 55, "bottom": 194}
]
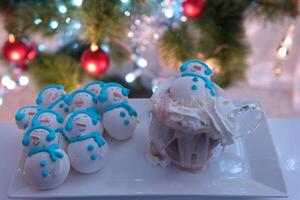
[{"left": 1, "top": 119, "right": 300, "bottom": 200}]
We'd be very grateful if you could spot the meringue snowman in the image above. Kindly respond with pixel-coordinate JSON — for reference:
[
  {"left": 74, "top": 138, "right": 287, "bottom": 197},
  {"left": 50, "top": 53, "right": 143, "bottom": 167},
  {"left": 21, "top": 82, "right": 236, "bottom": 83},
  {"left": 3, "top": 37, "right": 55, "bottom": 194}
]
[
  {"left": 31, "top": 109, "right": 67, "bottom": 149},
  {"left": 84, "top": 81, "right": 106, "bottom": 113},
  {"left": 15, "top": 106, "right": 39, "bottom": 130},
  {"left": 84, "top": 81, "right": 105, "bottom": 96},
  {"left": 22, "top": 126, "right": 70, "bottom": 190},
  {"left": 48, "top": 95, "right": 70, "bottom": 117},
  {"left": 64, "top": 110, "right": 108, "bottom": 174},
  {"left": 169, "top": 60, "right": 216, "bottom": 104},
  {"left": 99, "top": 83, "right": 138, "bottom": 140},
  {"left": 64, "top": 89, "right": 98, "bottom": 112},
  {"left": 36, "top": 85, "right": 66, "bottom": 108}
]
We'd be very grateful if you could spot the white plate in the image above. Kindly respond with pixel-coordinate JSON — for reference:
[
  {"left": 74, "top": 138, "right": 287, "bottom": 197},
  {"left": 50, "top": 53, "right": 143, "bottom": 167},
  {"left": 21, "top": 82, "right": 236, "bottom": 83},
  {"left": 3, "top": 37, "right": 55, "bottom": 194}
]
[{"left": 8, "top": 99, "right": 287, "bottom": 199}]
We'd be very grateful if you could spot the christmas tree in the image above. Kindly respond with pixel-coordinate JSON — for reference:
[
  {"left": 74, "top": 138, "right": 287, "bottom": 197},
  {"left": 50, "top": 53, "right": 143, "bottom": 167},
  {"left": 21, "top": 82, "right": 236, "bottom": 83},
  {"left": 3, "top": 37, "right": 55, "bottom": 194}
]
[{"left": 0, "top": 0, "right": 297, "bottom": 100}]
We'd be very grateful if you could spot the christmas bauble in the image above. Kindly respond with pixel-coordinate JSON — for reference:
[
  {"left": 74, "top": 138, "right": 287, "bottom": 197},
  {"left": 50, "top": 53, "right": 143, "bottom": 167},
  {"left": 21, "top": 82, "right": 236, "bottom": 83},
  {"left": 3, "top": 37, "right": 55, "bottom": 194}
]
[
  {"left": 2, "top": 39, "right": 28, "bottom": 63},
  {"left": 182, "top": 0, "right": 206, "bottom": 19},
  {"left": 81, "top": 49, "right": 110, "bottom": 76}
]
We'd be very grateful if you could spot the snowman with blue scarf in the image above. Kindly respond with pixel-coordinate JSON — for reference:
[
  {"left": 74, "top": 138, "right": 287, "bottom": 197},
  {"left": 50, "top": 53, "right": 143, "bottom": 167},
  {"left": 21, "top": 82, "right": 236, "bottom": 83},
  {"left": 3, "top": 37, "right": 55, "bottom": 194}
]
[
  {"left": 83, "top": 81, "right": 105, "bottom": 113},
  {"left": 99, "top": 83, "right": 138, "bottom": 140},
  {"left": 22, "top": 126, "right": 70, "bottom": 190},
  {"left": 64, "top": 110, "right": 108, "bottom": 174},
  {"left": 169, "top": 60, "right": 217, "bottom": 104},
  {"left": 31, "top": 108, "right": 68, "bottom": 149}
]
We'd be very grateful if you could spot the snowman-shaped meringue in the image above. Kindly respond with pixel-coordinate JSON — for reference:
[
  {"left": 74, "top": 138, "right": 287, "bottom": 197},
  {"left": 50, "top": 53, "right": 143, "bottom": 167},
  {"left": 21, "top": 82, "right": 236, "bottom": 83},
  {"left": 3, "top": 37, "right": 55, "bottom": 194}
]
[
  {"left": 22, "top": 126, "right": 70, "bottom": 190},
  {"left": 99, "top": 82, "right": 138, "bottom": 140},
  {"left": 36, "top": 85, "right": 66, "bottom": 108},
  {"left": 65, "top": 89, "right": 98, "bottom": 112},
  {"left": 64, "top": 110, "right": 108, "bottom": 174},
  {"left": 15, "top": 106, "right": 39, "bottom": 130},
  {"left": 169, "top": 60, "right": 216, "bottom": 104},
  {"left": 84, "top": 81, "right": 105, "bottom": 113},
  {"left": 48, "top": 95, "right": 70, "bottom": 117},
  {"left": 31, "top": 109, "right": 67, "bottom": 149}
]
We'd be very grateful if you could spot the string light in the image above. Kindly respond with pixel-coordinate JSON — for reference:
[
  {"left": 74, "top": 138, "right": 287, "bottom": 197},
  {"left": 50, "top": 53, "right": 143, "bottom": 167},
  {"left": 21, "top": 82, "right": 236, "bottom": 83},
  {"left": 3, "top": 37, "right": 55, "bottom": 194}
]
[
  {"left": 72, "top": 0, "right": 83, "bottom": 6},
  {"left": 180, "top": 16, "right": 187, "bottom": 22},
  {"left": 19, "top": 75, "right": 29, "bottom": 86},
  {"left": 57, "top": 4, "right": 67, "bottom": 14},
  {"left": 124, "top": 10, "right": 130, "bottom": 16},
  {"left": 137, "top": 57, "right": 148, "bottom": 68},
  {"left": 277, "top": 47, "right": 288, "bottom": 58},
  {"left": 125, "top": 72, "right": 136, "bottom": 83},
  {"left": 273, "top": 64, "right": 282, "bottom": 76},
  {"left": 153, "top": 33, "right": 160, "bottom": 40},
  {"left": 33, "top": 18, "right": 42, "bottom": 25},
  {"left": 127, "top": 31, "right": 134, "bottom": 38},
  {"left": 120, "top": 0, "right": 129, "bottom": 4},
  {"left": 49, "top": 20, "right": 59, "bottom": 29},
  {"left": 65, "top": 17, "right": 71, "bottom": 24},
  {"left": 90, "top": 42, "right": 99, "bottom": 52}
]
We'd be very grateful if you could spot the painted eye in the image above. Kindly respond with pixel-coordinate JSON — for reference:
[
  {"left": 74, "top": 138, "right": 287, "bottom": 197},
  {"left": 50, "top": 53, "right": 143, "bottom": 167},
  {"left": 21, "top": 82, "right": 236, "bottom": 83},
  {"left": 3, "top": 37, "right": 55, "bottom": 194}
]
[{"left": 33, "top": 140, "right": 39, "bottom": 146}]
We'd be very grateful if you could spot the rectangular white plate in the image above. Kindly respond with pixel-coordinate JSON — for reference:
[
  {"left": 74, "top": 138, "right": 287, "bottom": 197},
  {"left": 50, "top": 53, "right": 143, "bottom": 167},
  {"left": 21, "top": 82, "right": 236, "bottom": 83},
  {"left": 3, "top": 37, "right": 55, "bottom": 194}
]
[{"left": 8, "top": 99, "right": 287, "bottom": 199}]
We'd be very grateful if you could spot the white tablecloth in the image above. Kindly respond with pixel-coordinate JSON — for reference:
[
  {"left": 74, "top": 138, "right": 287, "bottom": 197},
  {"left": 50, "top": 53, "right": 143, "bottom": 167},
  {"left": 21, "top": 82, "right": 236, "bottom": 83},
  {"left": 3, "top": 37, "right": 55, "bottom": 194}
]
[{"left": 1, "top": 119, "right": 299, "bottom": 200}]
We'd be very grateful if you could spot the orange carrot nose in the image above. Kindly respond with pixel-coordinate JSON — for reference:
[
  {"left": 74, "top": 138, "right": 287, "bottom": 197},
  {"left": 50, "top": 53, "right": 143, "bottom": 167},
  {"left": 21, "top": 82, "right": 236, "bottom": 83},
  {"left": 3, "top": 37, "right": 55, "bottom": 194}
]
[
  {"left": 76, "top": 122, "right": 86, "bottom": 127},
  {"left": 194, "top": 65, "right": 202, "bottom": 70},
  {"left": 28, "top": 111, "right": 35, "bottom": 115},
  {"left": 113, "top": 91, "right": 121, "bottom": 98},
  {"left": 74, "top": 100, "right": 84, "bottom": 105},
  {"left": 40, "top": 119, "right": 50, "bottom": 123}
]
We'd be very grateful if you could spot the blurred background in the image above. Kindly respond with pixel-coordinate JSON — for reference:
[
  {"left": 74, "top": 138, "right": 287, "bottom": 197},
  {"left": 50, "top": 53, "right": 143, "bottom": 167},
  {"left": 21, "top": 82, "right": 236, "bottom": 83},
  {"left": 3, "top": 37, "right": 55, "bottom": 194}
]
[{"left": 0, "top": 0, "right": 300, "bottom": 121}]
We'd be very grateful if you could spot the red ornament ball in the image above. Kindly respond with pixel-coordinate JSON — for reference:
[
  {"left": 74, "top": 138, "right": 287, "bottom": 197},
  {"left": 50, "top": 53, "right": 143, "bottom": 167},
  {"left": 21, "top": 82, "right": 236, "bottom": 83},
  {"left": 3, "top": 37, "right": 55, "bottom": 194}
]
[
  {"left": 81, "top": 48, "right": 110, "bottom": 76},
  {"left": 2, "top": 39, "right": 28, "bottom": 63},
  {"left": 182, "top": 0, "right": 206, "bottom": 19}
]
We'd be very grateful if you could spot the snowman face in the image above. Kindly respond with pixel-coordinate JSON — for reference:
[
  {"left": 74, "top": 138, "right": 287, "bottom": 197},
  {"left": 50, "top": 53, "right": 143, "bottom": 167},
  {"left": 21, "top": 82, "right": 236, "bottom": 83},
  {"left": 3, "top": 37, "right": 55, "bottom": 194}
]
[
  {"left": 182, "top": 62, "right": 212, "bottom": 79},
  {"left": 28, "top": 129, "right": 57, "bottom": 150},
  {"left": 16, "top": 107, "right": 38, "bottom": 129},
  {"left": 40, "top": 88, "right": 65, "bottom": 107},
  {"left": 36, "top": 112, "right": 60, "bottom": 130},
  {"left": 71, "top": 93, "right": 96, "bottom": 110},
  {"left": 86, "top": 84, "right": 102, "bottom": 96},
  {"left": 66, "top": 113, "right": 101, "bottom": 139},
  {"left": 105, "top": 87, "right": 127, "bottom": 104}
]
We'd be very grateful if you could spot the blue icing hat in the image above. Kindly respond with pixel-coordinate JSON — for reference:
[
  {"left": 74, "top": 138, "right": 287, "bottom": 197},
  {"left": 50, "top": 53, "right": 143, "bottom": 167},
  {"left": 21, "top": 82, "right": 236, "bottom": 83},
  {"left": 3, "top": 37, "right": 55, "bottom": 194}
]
[
  {"left": 83, "top": 81, "right": 105, "bottom": 90},
  {"left": 179, "top": 60, "right": 213, "bottom": 76},
  {"left": 64, "top": 89, "right": 98, "bottom": 105},
  {"left": 98, "top": 82, "right": 129, "bottom": 103},
  {"left": 31, "top": 108, "right": 64, "bottom": 127},
  {"left": 15, "top": 106, "right": 39, "bottom": 121},
  {"left": 65, "top": 109, "right": 102, "bottom": 131},
  {"left": 36, "top": 85, "right": 64, "bottom": 105},
  {"left": 22, "top": 126, "right": 56, "bottom": 146}
]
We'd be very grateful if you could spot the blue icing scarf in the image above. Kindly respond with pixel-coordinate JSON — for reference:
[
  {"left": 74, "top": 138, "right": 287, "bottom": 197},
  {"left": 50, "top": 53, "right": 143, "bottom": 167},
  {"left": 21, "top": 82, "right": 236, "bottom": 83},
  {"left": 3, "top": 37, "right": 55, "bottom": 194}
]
[
  {"left": 69, "top": 132, "right": 105, "bottom": 147},
  {"left": 104, "top": 101, "right": 137, "bottom": 117},
  {"left": 28, "top": 144, "right": 64, "bottom": 161},
  {"left": 181, "top": 72, "right": 216, "bottom": 96}
]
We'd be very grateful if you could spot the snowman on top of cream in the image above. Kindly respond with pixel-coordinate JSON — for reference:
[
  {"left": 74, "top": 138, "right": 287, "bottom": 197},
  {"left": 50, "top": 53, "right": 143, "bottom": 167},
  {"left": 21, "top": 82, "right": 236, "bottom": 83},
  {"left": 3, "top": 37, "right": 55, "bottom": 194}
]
[
  {"left": 36, "top": 85, "right": 66, "bottom": 108},
  {"left": 31, "top": 109, "right": 67, "bottom": 148},
  {"left": 22, "top": 126, "right": 70, "bottom": 190},
  {"left": 64, "top": 110, "right": 108, "bottom": 174},
  {"left": 64, "top": 89, "right": 98, "bottom": 112},
  {"left": 15, "top": 106, "right": 39, "bottom": 130},
  {"left": 98, "top": 82, "right": 138, "bottom": 140},
  {"left": 169, "top": 60, "right": 216, "bottom": 104}
]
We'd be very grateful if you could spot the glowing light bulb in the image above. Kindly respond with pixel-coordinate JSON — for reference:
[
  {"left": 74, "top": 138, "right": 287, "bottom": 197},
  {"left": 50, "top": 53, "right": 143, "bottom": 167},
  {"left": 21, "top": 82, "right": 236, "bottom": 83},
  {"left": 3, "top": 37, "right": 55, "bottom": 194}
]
[
  {"left": 180, "top": 16, "right": 187, "bottom": 22},
  {"left": 283, "top": 36, "right": 293, "bottom": 46},
  {"left": 137, "top": 57, "right": 148, "bottom": 68},
  {"left": 124, "top": 11, "right": 130, "bottom": 16},
  {"left": 125, "top": 72, "right": 136, "bottom": 83},
  {"left": 65, "top": 17, "right": 71, "bottom": 24},
  {"left": 49, "top": 20, "right": 59, "bottom": 29},
  {"left": 120, "top": 0, "right": 129, "bottom": 3},
  {"left": 8, "top": 34, "right": 15, "bottom": 43},
  {"left": 277, "top": 47, "right": 288, "bottom": 58},
  {"left": 90, "top": 43, "right": 99, "bottom": 52},
  {"left": 11, "top": 52, "right": 20, "bottom": 60},
  {"left": 72, "top": 0, "right": 83, "bottom": 6},
  {"left": 58, "top": 5, "right": 67, "bottom": 14},
  {"left": 164, "top": 8, "right": 174, "bottom": 18},
  {"left": 19, "top": 75, "right": 29, "bottom": 86},
  {"left": 273, "top": 64, "right": 282, "bottom": 76},
  {"left": 34, "top": 18, "right": 42, "bottom": 25},
  {"left": 153, "top": 33, "right": 160, "bottom": 40},
  {"left": 6, "top": 80, "right": 16, "bottom": 90},
  {"left": 127, "top": 31, "right": 134, "bottom": 38},
  {"left": 1, "top": 76, "right": 10, "bottom": 86}
]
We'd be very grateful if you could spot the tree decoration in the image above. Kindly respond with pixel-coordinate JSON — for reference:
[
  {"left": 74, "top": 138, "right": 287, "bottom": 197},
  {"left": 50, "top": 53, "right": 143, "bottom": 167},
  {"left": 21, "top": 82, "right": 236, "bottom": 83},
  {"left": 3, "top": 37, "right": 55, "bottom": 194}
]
[
  {"left": 2, "top": 34, "right": 28, "bottom": 64},
  {"left": 182, "top": 0, "right": 206, "bottom": 19},
  {"left": 81, "top": 43, "right": 110, "bottom": 76}
]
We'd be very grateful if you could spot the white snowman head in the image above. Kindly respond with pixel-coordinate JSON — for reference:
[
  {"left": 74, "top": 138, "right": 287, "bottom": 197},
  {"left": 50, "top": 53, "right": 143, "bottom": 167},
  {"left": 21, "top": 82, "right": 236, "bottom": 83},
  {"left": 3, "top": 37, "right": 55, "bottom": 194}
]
[
  {"left": 15, "top": 106, "right": 39, "bottom": 129},
  {"left": 179, "top": 60, "right": 213, "bottom": 79},
  {"left": 31, "top": 109, "right": 64, "bottom": 132},
  {"left": 64, "top": 110, "right": 102, "bottom": 140},
  {"left": 22, "top": 126, "right": 57, "bottom": 151},
  {"left": 36, "top": 85, "right": 66, "bottom": 108},
  {"left": 65, "top": 89, "right": 98, "bottom": 111},
  {"left": 83, "top": 81, "right": 105, "bottom": 96},
  {"left": 98, "top": 82, "right": 129, "bottom": 106}
]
